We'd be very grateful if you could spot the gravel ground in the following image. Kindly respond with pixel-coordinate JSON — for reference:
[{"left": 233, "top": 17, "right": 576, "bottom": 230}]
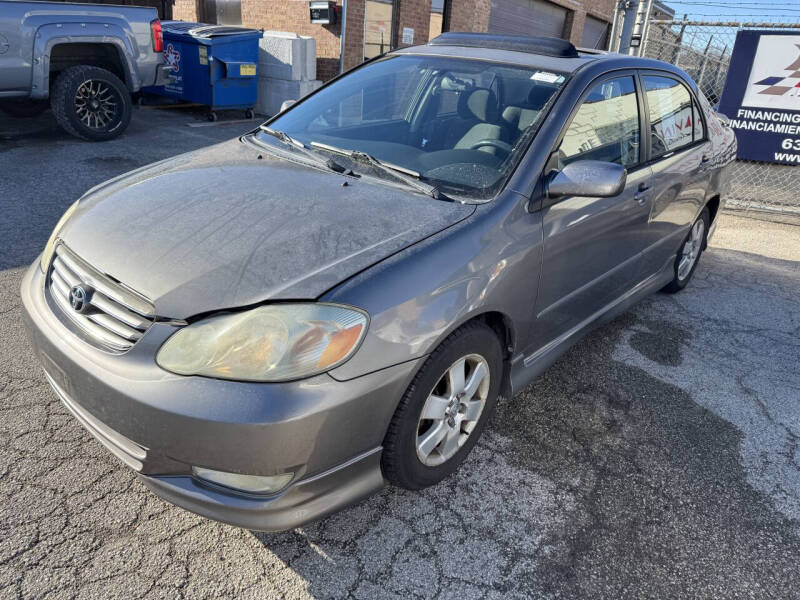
[{"left": 1, "top": 109, "right": 800, "bottom": 599}]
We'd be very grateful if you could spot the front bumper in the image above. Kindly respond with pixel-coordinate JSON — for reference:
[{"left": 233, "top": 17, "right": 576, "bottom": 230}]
[{"left": 20, "top": 261, "right": 420, "bottom": 531}]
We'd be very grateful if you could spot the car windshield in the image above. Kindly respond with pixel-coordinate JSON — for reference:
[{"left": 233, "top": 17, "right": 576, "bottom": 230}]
[{"left": 257, "top": 54, "right": 567, "bottom": 200}]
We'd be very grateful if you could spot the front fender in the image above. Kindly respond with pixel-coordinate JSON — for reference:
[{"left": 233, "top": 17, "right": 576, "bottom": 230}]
[
  {"left": 323, "top": 192, "right": 544, "bottom": 382},
  {"left": 31, "top": 23, "right": 138, "bottom": 98}
]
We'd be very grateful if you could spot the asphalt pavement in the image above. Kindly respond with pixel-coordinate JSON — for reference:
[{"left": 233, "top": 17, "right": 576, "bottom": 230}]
[{"left": 1, "top": 108, "right": 799, "bottom": 599}]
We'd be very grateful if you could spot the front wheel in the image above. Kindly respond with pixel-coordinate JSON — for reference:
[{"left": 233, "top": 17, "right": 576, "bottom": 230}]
[
  {"left": 51, "top": 65, "right": 131, "bottom": 141},
  {"left": 662, "top": 207, "right": 710, "bottom": 293},
  {"left": 381, "top": 321, "right": 503, "bottom": 490}
]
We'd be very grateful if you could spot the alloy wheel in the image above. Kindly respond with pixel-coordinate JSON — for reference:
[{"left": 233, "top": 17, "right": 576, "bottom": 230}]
[
  {"left": 415, "top": 354, "right": 490, "bottom": 467},
  {"left": 74, "top": 79, "right": 119, "bottom": 130},
  {"left": 677, "top": 219, "right": 705, "bottom": 280}
]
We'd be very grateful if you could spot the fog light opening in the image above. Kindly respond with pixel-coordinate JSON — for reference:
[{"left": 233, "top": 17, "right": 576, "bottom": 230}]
[{"left": 191, "top": 467, "right": 294, "bottom": 495}]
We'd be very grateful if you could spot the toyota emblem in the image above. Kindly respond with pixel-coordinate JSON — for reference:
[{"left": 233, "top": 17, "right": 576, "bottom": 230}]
[{"left": 68, "top": 285, "right": 91, "bottom": 313}]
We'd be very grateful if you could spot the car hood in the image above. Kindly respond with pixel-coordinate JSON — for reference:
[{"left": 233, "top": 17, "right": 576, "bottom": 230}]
[{"left": 59, "top": 138, "right": 474, "bottom": 319}]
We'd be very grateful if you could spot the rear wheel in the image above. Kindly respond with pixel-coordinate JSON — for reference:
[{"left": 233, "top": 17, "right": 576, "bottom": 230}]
[
  {"left": 381, "top": 321, "right": 503, "bottom": 490},
  {"left": 662, "top": 207, "right": 710, "bottom": 293},
  {"left": 51, "top": 65, "right": 131, "bottom": 141},
  {"left": 0, "top": 98, "right": 49, "bottom": 118}
]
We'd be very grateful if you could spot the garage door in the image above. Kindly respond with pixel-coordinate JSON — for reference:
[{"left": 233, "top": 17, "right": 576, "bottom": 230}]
[
  {"left": 488, "top": 0, "right": 568, "bottom": 39},
  {"left": 582, "top": 15, "right": 610, "bottom": 49}
]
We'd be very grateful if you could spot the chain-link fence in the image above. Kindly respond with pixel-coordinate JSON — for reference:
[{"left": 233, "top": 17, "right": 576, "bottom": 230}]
[{"left": 642, "top": 19, "right": 800, "bottom": 217}]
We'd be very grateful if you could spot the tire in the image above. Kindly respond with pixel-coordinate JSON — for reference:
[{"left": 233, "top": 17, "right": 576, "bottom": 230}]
[
  {"left": 0, "top": 98, "right": 49, "bottom": 118},
  {"left": 662, "top": 207, "right": 710, "bottom": 294},
  {"left": 382, "top": 321, "right": 503, "bottom": 490},
  {"left": 51, "top": 65, "right": 131, "bottom": 141}
]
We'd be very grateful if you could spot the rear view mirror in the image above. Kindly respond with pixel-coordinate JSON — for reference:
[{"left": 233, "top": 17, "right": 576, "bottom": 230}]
[
  {"left": 280, "top": 99, "right": 296, "bottom": 113},
  {"left": 715, "top": 111, "right": 731, "bottom": 128},
  {"left": 546, "top": 160, "right": 627, "bottom": 199}
]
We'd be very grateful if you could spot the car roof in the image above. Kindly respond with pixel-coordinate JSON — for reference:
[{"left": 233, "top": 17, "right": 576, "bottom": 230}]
[
  {"left": 393, "top": 43, "right": 594, "bottom": 73},
  {"left": 393, "top": 33, "right": 686, "bottom": 79}
]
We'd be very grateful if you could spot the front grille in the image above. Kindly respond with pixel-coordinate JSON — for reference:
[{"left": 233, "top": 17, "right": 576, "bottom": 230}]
[{"left": 47, "top": 244, "right": 155, "bottom": 352}]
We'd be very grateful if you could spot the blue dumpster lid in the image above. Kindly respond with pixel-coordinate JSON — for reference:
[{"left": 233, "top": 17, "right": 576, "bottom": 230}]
[{"left": 162, "top": 21, "right": 262, "bottom": 40}]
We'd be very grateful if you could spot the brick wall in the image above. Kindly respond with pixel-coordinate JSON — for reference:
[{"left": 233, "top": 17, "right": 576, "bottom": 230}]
[
  {"left": 241, "top": 0, "right": 346, "bottom": 81},
  {"left": 342, "top": 0, "right": 365, "bottom": 72},
  {"left": 173, "top": 0, "right": 350, "bottom": 81},
  {"left": 446, "top": 0, "right": 491, "bottom": 33},
  {"left": 171, "top": 0, "right": 199, "bottom": 21},
  {"left": 394, "top": 0, "right": 432, "bottom": 46},
  {"left": 446, "top": 0, "right": 614, "bottom": 47}
]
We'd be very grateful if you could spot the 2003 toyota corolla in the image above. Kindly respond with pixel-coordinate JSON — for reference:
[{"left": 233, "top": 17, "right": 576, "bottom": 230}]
[{"left": 21, "top": 33, "right": 736, "bottom": 531}]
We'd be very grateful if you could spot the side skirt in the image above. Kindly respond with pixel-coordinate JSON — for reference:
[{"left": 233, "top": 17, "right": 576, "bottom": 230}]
[{"left": 508, "top": 257, "right": 674, "bottom": 397}]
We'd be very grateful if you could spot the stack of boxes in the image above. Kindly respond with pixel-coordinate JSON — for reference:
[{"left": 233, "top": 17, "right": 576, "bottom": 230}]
[{"left": 256, "top": 31, "right": 323, "bottom": 116}]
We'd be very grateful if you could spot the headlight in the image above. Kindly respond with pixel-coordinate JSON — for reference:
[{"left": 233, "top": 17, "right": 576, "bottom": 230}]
[
  {"left": 156, "top": 303, "right": 368, "bottom": 382},
  {"left": 40, "top": 200, "right": 80, "bottom": 272}
]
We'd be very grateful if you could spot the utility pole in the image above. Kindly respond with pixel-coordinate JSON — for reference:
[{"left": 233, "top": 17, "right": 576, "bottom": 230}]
[
  {"left": 618, "top": 0, "right": 640, "bottom": 55},
  {"left": 609, "top": 0, "right": 622, "bottom": 51},
  {"left": 632, "top": 0, "right": 653, "bottom": 56},
  {"left": 638, "top": 0, "right": 655, "bottom": 56}
]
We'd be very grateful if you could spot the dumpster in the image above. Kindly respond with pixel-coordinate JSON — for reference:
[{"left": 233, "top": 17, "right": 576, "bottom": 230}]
[{"left": 145, "top": 22, "right": 261, "bottom": 120}]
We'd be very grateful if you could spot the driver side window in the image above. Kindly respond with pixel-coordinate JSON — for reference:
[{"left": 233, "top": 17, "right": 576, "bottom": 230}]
[{"left": 557, "top": 76, "right": 640, "bottom": 169}]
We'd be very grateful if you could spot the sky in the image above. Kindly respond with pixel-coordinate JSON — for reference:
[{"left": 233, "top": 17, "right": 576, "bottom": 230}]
[{"left": 662, "top": 0, "right": 800, "bottom": 23}]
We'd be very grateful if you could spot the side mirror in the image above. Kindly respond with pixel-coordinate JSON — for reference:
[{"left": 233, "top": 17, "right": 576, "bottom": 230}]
[
  {"left": 715, "top": 111, "right": 731, "bottom": 128},
  {"left": 280, "top": 99, "right": 296, "bottom": 113},
  {"left": 546, "top": 160, "right": 627, "bottom": 199}
]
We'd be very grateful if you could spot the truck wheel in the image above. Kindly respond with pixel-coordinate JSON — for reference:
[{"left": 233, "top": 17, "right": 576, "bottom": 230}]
[
  {"left": 51, "top": 65, "right": 131, "bottom": 141},
  {"left": 0, "top": 99, "right": 49, "bottom": 118}
]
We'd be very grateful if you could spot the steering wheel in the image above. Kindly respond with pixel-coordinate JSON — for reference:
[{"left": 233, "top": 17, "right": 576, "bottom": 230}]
[{"left": 469, "top": 139, "right": 513, "bottom": 156}]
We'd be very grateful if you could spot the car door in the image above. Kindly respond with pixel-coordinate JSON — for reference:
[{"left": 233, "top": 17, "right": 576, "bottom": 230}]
[
  {"left": 636, "top": 72, "right": 713, "bottom": 279},
  {"left": 530, "top": 73, "right": 654, "bottom": 351}
]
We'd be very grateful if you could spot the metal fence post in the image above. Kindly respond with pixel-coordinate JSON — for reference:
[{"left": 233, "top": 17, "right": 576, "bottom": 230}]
[
  {"left": 696, "top": 35, "right": 713, "bottom": 91},
  {"left": 671, "top": 17, "right": 687, "bottom": 65}
]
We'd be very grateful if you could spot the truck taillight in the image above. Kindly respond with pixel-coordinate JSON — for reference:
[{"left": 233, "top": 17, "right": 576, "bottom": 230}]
[{"left": 151, "top": 19, "right": 163, "bottom": 52}]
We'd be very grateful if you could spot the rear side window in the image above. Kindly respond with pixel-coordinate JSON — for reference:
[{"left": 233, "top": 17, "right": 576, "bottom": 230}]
[
  {"left": 643, "top": 75, "right": 695, "bottom": 156},
  {"left": 693, "top": 99, "right": 705, "bottom": 141},
  {"left": 557, "top": 76, "right": 640, "bottom": 169}
]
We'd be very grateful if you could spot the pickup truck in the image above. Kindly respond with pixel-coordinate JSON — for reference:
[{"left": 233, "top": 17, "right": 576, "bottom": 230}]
[{"left": 0, "top": 0, "right": 170, "bottom": 140}]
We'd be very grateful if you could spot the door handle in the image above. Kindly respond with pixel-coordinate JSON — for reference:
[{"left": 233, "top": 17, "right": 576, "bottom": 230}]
[
  {"left": 701, "top": 153, "right": 711, "bottom": 163},
  {"left": 634, "top": 181, "right": 650, "bottom": 206}
]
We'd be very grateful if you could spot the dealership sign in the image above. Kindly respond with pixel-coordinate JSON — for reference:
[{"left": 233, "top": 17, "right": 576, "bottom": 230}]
[{"left": 718, "top": 31, "right": 800, "bottom": 164}]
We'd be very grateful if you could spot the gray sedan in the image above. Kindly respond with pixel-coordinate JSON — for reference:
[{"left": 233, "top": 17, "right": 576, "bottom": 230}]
[{"left": 21, "top": 33, "right": 737, "bottom": 531}]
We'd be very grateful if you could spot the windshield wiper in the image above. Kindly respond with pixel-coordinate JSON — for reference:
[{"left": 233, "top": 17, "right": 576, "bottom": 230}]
[
  {"left": 310, "top": 141, "right": 450, "bottom": 200},
  {"left": 258, "top": 126, "right": 348, "bottom": 173}
]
